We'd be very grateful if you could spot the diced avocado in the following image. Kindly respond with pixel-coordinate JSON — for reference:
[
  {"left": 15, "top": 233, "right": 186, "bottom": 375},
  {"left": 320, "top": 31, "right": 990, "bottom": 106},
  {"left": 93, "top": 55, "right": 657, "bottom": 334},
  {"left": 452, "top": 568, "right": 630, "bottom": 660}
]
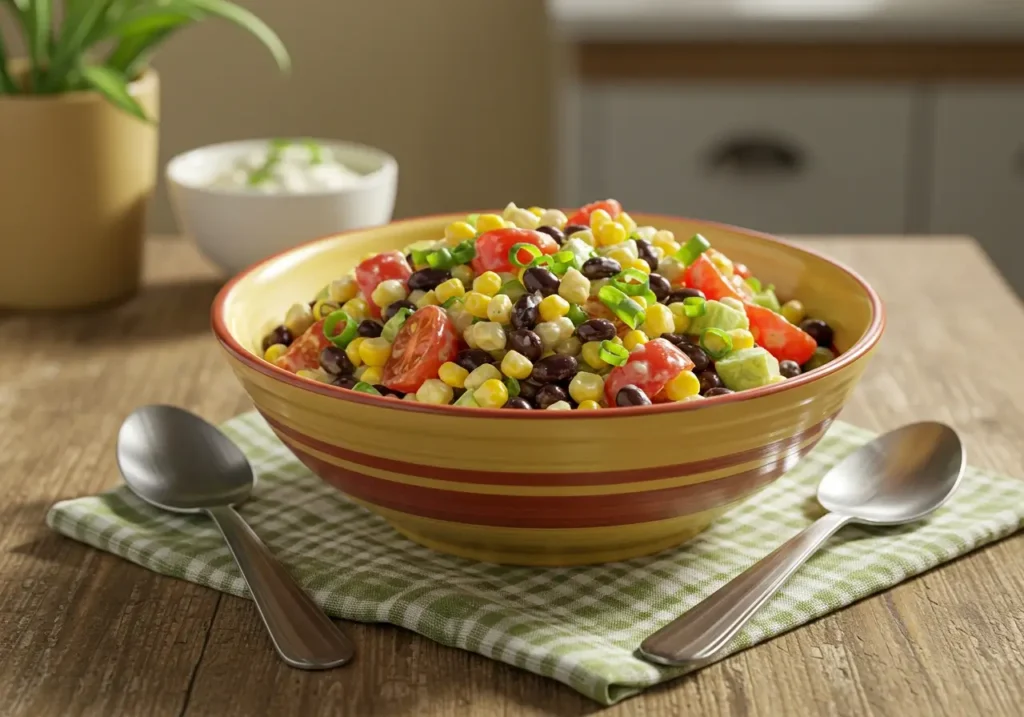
[
  {"left": 562, "top": 237, "right": 596, "bottom": 268},
  {"left": 751, "top": 288, "right": 781, "bottom": 313},
  {"left": 454, "top": 389, "right": 479, "bottom": 407},
  {"left": 715, "top": 347, "right": 781, "bottom": 391},
  {"left": 687, "top": 299, "right": 749, "bottom": 334}
]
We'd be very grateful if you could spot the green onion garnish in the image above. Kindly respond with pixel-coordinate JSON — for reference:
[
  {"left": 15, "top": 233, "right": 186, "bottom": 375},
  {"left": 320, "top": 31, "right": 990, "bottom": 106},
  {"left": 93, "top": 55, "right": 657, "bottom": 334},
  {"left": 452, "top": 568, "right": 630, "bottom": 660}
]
[
  {"left": 351, "top": 381, "right": 382, "bottom": 395},
  {"left": 683, "top": 296, "right": 707, "bottom": 318},
  {"left": 509, "top": 242, "right": 542, "bottom": 268},
  {"left": 450, "top": 239, "right": 476, "bottom": 265},
  {"left": 529, "top": 255, "right": 557, "bottom": 270},
  {"left": 323, "top": 309, "right": 358, "bottom": 348},
  {"left": 598, "top": 340, "right": 629, "bottom": 367},
  {"left": 700, "top": 328, "right": 733, "bottom": 360},
  {"left": 567, "top": 303, "right": 589, "bottom": 327},
  {"left": 609, "top": 267, "right": 651, "bottom": 297},
  {"left": 411, "top": 248, "right": 430, "bottom": 266},
  {"left": 466, "top": 214, "right": 480, "bottom": 228},
  {"left": 427, "top": 248, "right": 453, "bottom": 269},
  {"left": 505, "top": 376, "right": 521, "bottom": 398},
  {"left": 382, "top": 307, "right": 413, "bottom": 342},
  {"left": 677, "top": 234, "right": 711, "bottom": 266},
  {"left": 442, "top": 296, "right": 464, "bottom": 310},
  {"left": 744, "top": 276, "right": 762, "bottom": 293},
  {"left": 598, "top": 284, "right": 646, "bottom": 330},
  {"left": 498, "top": 280, "right": 527, "bottom": 302}
]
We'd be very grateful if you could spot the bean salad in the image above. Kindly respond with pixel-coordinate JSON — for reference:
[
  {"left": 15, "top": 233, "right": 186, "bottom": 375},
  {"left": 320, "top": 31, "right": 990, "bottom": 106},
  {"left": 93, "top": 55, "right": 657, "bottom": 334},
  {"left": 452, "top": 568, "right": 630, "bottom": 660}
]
[{"left": 259, "top": 200, "right": 838, "bottom": 409}]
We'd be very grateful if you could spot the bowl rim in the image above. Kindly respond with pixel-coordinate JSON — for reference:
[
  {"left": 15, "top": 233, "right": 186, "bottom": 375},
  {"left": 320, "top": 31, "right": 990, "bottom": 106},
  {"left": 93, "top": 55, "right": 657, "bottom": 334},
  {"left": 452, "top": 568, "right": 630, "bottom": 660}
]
[
  {"left": 166, "top": 137, "right": 398, "bottom": 198},
  {"left": 211, "top": 212, "right": 885, "bottom": 419}
]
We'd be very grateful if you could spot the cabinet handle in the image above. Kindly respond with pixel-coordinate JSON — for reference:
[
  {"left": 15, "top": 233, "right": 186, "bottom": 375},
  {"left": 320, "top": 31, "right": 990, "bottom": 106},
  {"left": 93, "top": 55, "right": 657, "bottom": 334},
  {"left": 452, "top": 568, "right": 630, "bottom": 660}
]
[{"left": 706, "top": 136, "right": 805, "bottom": 177}]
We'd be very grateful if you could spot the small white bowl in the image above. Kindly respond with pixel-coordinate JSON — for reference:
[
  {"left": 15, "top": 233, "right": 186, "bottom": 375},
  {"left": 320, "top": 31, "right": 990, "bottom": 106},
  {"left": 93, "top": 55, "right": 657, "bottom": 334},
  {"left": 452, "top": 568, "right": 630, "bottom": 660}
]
[{"left": 167, "top": 138, "right": 398, "bottom": 275}]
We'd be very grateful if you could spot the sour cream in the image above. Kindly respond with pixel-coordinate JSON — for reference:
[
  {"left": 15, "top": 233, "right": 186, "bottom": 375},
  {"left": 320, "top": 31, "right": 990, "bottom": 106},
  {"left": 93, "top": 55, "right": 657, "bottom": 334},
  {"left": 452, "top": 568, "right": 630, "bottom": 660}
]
[{"left": 207, "top": 139, "right": 367, "bottom": 194}]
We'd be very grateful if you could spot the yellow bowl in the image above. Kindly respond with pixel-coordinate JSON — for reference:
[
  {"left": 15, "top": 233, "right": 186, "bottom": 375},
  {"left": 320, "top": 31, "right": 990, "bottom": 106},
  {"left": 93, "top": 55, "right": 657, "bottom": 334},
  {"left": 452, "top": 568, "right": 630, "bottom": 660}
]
[{"left": 212, "top": 213, "right": 884, "bottom": 566}]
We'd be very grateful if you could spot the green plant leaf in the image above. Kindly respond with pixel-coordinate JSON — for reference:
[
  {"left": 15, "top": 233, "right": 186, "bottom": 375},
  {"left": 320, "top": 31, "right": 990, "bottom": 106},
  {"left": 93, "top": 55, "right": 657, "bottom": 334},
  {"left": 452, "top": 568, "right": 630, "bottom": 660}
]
[
  {"left": 177, "top": 0, "right": 289, "bottom": 71},
  {"left": 24, "top": 0, "right": 51, "bottom": 88},
  {"left": 44, "top": 0, "right": 117, "bottom": 91},
  {"left": 79, "top": 65, "right": 151, "bottom": 122},
  {"left": 108, "top": 9, "right": 202, "bottom": 38},
  {"left": 106, "top": 27, "right": 179, "bottom": 79},
  {"left": 0, "top": 21, "right": 16, "bottom": 94}
]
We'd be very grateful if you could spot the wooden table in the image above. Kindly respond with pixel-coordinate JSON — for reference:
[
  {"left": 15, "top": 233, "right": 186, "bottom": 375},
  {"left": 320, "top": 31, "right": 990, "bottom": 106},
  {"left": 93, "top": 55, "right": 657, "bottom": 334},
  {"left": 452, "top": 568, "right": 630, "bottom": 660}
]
[{"left": 2, "top": 236, "right": 1022, "bottom": 717}]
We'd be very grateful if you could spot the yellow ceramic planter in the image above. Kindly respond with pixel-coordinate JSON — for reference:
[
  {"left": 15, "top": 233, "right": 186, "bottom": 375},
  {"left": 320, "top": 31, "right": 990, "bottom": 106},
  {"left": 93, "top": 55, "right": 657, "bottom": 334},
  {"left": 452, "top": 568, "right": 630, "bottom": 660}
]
[
  {"left": 212, "top": 213, "right": 884, "bottom": 566},
  {"left": 0, "top": 67, "right": 159, "bottom": 309}
]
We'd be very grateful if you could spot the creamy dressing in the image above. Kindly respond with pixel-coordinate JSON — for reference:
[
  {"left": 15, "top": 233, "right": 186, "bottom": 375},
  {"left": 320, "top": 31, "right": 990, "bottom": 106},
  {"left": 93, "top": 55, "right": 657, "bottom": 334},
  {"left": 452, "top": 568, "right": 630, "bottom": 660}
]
[{"left": 207, "top": 139, "right": 367, "bottom": 193}]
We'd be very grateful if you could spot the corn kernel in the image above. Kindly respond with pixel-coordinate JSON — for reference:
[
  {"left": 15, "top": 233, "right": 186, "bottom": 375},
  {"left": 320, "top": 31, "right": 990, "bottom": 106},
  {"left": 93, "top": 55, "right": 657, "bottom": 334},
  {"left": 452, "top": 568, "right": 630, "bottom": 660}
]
[
  {"left": 596, "top": 221, "right": 627, "bottom": 247},
  {"left": 581, "top": 341, "right": 609, "bottom": 369},
  {"left": 709, "top": 251, "right": 734, "bottom": 277},
  {"left": 668, "top": 303, "right": 692, "bottom": 334},
  {"left": 345, "top": 337, "right": 365, "bottom": 366},
  {"left": 328, "top": 276, "right": 359, "bottom": 303},
  {"left": 451, "top": 264, "right": 474, "bottom": 287},
  {"left": 435, "top": 278, "right": 466, "bottom": 304},
  {"left": 486, "top": 294, "right": 513, "bottom": 324},
  {"left": 463, "top": 291, "right": 491, "bottom": 319},
  {"left": 641, "top": 302, "right": 675, "bottom": 338},
  {"left": 407, "top": 290, "right": 426, "bottom": 306},
  {"left": 634, "top": 226, "right": 657, "bottom": 242},
  {"left": 558, "top": 268, "right": 590, "bottom": 305},
  {"left": 538, "top": 208, "right": 567, "bottom": 229},
  {"left": 465, "top": 363, "right": 502, "bottom": 390},
  {"left": 500, "top": 350, "right": 534, "bottom": 380},
  {"left": 358, "top": 337, "right": 392, "bottom": 367},
  {"left": 371, "top": 279, "right": 408, "bottom": 309},
  {"left": 284, "top": 302, "right": 314, "bottom": 335},
  {"left": 489, "top": 348, "right": 508, "bottom": 362},
  {"left": 552, "top": 316, "right": 576, "bottom": 340},
  {"left": 445, "top": 220, "right": 477, "bottom": 244},
  {"left": 403, "top": 393, "right": 418, "bottom": 402},
  {"left": 606, "top": 248, "right": 633, "bottom": 267},
  {"left": 538, "top": 294, "right": 570, "bottom": 322},
  {"left": 263, "top": 343, "right": 289, "bottom": 363},
  {"left": 312, "top": 299, "right": 341, "bottom": 321},
  {"left": 652, "top": 230, "right": 680, "bottom": 255},
  {"left": 528, "top": 206, "right": 545, "bottom": 217},
  {"left": 628, "top": 257, "right": 652, "bottom": 275},
  {"left": 475, "top": 378, "right": 509, "bottom": 408},
  {"left": 534, "top": 321, "right": 563, "bottom": 350},
  {"left": 720, "top": 296, "right": 745, "bottom": 313},
  {"left": 462, "top": 322, "right": 479, "bottom": 349},
  {"left": 623, "top": 330, "right": 649, "bottom": 351},
  {"left": 650, "top": 245, "right": 665, "bottom": 261},
  {"left": 438, "top": 361, "right": 469, "bottom": 388},
  {"left": 589, "top": 209, "right": 613, "bottom": 230},
  {"left": 781, "top": 299, "right": 806, "bottom": 325},
  {"left": 555, "top": 336, "right": 582, "bottom": 356},
  {"left": 571, "top": 228, "right": 596, "bottom": 246},
  {"left": 452, "top": 310, "right": 474, "bottom": 335},
  {"left": 342, "top": 297, "right": 369, "bottom": 322},
  {"left": 507, "top": 207, "right": 540, "bottom": 230},
  {"left": 546, "top": 400, "right": 572, "bottom": 411},
  {"left": 577, "top": 400, "right": 601, "bottom": 410},
  {"left": 618, "top": 211, "right": 637, "bottom": 235},
  {"left": 632, "top": 295, "right": 648, "bottom": 310},
  {"left": 473, "top": 321, "right": 507, "bottom": 351},
  {"left": 360, "top": 366, "right": 384, "bottom": 385},
  {"left": 657, "top": 257, "right": 685, "bottom": 282},
  {"left": 296, "top": 368, "right": 330, "bottom": 383},
  {"left": 729, "top": 328, "right": 755, "bottom": 351},
  {"left": 665, "top": 370, "right": 701, "bottom": 401},
  {"left": 475, "top": 213, "right": 506, "bottom": 233},
  {"left": 416, "top": 378, "right": 454, "bottom": 405},
  {"left": 569, "top": 372, "right": 605, "bottom": 403}
]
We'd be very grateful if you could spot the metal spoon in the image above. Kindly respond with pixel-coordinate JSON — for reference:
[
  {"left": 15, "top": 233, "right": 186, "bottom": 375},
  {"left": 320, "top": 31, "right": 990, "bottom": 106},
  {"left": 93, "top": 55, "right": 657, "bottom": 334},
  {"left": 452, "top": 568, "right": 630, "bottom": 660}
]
[
  {"left": 116, "top": 404, "right": 356, "bottom": 670},
  {"left": 638, "top": 421, "right": 964, "bottom": 667}
]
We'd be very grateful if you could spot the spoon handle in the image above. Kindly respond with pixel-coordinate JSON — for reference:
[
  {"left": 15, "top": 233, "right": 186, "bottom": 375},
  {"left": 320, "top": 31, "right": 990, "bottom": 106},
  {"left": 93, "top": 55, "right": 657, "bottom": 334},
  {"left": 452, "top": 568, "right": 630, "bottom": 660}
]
[
  {"left": 206, "top": 505, "right": 356, "bottom": 669},
  {"left": 638, "top": 511, "right": 851, "bottom": 666}
]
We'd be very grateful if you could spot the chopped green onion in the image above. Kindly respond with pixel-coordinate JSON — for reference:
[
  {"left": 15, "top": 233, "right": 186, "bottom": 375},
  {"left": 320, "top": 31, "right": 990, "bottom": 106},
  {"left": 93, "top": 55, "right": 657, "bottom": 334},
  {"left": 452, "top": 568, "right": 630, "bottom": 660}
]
[
  {"left": 498, "top": 280, "right": 527, "bottom": 302},
  {"left": 382, "top": 307, "right": 413, "bottom": 342},
  {"left": 598, "top": 284, "right": 646, "bottom": 330},
  {"left": 509, "top": 243, "right": 542, "bottom": 268},
  {"left": 677, "top": 234, "right": 711, "bottom": 266},
  {"left": 598, "top": 340, "right": 629, "bottom": 367},
  {"left": 411, "top": 248, "right": 430, "bottom": 266},
  {"left": 683, "top": 296, "right": 707, "bottom": 318},
  {"left": 450, "top": 239, "right": 476, "bottom": 265},
  {"left": 744, "top": 276, "right": 762, "bottom": 293},
  {"left": 442, "top": 296, "right": 463, "bottom": 310},
  {"left": 351, "top": 381, "right": 382, "bottom": 395},
  {"left": 567, "top": 304, "right": 589, "bottom": 327},
  {"left": 466, "top": 213, "right": 480, "bottom": 228},
  {"left": 529, "top": 254, "right": 557, "bottom": 270},
  {"left": 700, "top": 328, "right": 733, "bottom": 360},
  {"left": 427, "top": 248, "right": 454, "bottom": 269},
  {"left": 303, "top": 138, "right": 323, "bottom": 165},
  {"left": 505, "top": 376, "right": 521, "bottom": 398},
  {"left": 454, "top": 389, "right": 479, "bottom": 406},
  {"left": 609, "top": 268, "right": 651, "bottom": 297},
  {"left": 323, "top": 310, "right": 358, "bottom": 348}
]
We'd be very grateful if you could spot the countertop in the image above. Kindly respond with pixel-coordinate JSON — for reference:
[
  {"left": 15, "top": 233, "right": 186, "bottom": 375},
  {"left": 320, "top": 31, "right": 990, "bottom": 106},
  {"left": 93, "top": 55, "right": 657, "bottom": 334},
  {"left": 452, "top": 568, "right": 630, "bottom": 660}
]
[
  {"left": 2, "top": 236, "right": 1023, "bottom": 716},
  {"left": 548, "top": 0, "right": 1024, "bottom": 41}
]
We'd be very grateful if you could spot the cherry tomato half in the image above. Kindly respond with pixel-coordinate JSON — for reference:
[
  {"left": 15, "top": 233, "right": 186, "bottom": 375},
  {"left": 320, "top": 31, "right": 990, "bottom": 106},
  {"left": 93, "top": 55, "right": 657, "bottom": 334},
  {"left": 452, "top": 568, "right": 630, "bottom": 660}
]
[
  {"left": 744, "top": 303, "right": 817, "bottom": 365},
  {"left": 381, "top": 305, "right": 459, "bottom": 394},
  {"left": 604, "top": 338, "right": 694, "bottom": 406},
  {"left": 471, "top": 227, "right": 559, "bottom": 274},
  {"left": 565, "top": 199, "right": 623, "bottom": 228},
  {"left": 275, "top": 320, "right": 330, "bottom": 373},
  {"left": 682, "top": 254, "right": 746, "bottom": 303},
  {"left": 733, "top": 262, "right": 752, "bottom": 280},
  {"left": 355, "top": 250, "right": 412, "bottom": 318}
]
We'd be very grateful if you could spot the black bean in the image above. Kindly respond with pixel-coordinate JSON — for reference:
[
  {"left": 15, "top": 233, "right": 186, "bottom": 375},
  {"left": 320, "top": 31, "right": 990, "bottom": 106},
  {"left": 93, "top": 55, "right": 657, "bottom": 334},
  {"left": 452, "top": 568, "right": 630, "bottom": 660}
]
[
  {"left": 635, "top": 239, "right": 658, "bottom": 272},
  {"left": 383, "top": 299, "right": 417, "bottom": 322},
  {"left": 332, "top": 376, "right": 360, "bottom": 390},
  {"left": 530, "top": 355, "right": 578, "bottom": 384},
  {"left": 704, "top": 387, "right": 735, "bottom": 397},
  {"left": 679, "top": 343, "right": 711, "bottom": 373},
  {"left": 405, "top": 253, "right": 416, "bottom": 267},
  {"left": 510, "top": 294, "right": 541, "bottom": 330},
  {"left": 779, "top": 360, "right": 802, "bottom": 378},
  {"left": 454, "top": 349, "right": 494, "bottom": 372},
  {"left": 357, "top": 319, "right": 383, "bottom": 338},
  {"left": 563, "top": 223, "right": 589, "bottom": 237},
  {"left": 581, "top": 256, "right": 621, "bottom": 281},
  {"left": 615, "top": 385, "right": 652, "bottom": 407},
  {"left": 522, "top": 267, "right": 560, "bottom": 297},
  {"left": 504, "top": 397, "right": 533, "bottom": 409},
  {"left": 319, "top": 346, "right": 355, "bottom": 376},
  {"left": 648, "top": 273, "right": 672, "bottom": 303},
  {"left": 261, "top": 325, "right": 293, "bottom": 351},
  {"left": 799, "top": 319, "right": 834, "bottom": 348},
  {"left": 697, "top": 370, "right": 723, "bottom": 394},
  {"left": 408, "top": 267, "right": 451, "bottom": 292},
  {"left": 668, "top": 288, "right": 705, "bottom": 304},
  {"left": 535, "top": 384, "right": 568, "bottom": 409},
  {"left": 536, "top": 225, "right": 565, "bottom": 245},
  {"left": 508, "top": 329, "right": 543, "bottom": 362},
  {"left": 660, "top": 332, "right": 692, "bottom": 348},
  {"left": 374, "top": 384, "right": 404, "bottom": 398},
  {"left": 576, "top": 318, "right": 616, "bottom": 344},
  {"left": 518, "top": 377, "right": 544, "bottom": 400}
]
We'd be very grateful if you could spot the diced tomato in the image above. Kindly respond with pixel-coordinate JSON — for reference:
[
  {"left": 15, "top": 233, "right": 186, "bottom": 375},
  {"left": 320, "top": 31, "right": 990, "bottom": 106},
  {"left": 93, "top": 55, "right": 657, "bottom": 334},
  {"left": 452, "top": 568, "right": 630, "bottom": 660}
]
[
  {"left": 565, "top": 199, "right": 622, "bottom": 228},
  {"left": 471, "top": 228, "right": 559, "bottom": 274},
  {"left": 744, "top": 303, "right": 817, "bottom": 365},
  {"left": 604, "top": 339, "right": 694, "bottom": 406},
  {"left": 354, "top": 250, "right": 412, "bottom": 319},
  {"left": 381, "top": 305, "right": 459, "bottom": 393},
  {"left": 733, "top": 262, "right": 752, "bottom": 280},
  {"left": 275, "top": 320, "right": 331, "bottom": 373},
  {"left": 683, "top": 254, "right": 746, "bottom": 302}
]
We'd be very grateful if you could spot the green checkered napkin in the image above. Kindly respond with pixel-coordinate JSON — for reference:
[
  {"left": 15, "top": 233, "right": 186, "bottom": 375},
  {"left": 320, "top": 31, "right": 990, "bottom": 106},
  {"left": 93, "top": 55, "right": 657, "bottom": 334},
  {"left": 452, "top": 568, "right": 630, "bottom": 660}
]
[{"left": 47, "top": 413, "right": 1024, "bottom": 705}]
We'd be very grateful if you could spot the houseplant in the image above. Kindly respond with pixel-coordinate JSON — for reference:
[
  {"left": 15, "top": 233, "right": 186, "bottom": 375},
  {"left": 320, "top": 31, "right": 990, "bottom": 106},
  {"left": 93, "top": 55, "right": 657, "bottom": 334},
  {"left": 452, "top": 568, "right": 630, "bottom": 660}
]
[{"left": 0, "top": 1, "right": 289, "bottom": 309}]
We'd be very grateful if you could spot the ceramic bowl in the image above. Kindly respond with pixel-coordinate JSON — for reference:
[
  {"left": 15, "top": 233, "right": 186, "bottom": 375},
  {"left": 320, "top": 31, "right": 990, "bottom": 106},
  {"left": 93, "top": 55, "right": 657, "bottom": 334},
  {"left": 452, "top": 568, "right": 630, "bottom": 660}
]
[
  {"left": 167, "top": 138, "right": 398, "bottom": 276},
  {"left": 211, "top": 213, "right": 884, "bottom": 566}
]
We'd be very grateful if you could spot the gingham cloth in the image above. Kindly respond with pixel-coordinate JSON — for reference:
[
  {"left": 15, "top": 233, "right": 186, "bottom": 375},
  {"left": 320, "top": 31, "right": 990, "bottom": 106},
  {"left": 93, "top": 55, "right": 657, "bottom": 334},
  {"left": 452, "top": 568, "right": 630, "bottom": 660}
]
[{"left": 46, "top": 412, "right": 1024, "bottom": 705}]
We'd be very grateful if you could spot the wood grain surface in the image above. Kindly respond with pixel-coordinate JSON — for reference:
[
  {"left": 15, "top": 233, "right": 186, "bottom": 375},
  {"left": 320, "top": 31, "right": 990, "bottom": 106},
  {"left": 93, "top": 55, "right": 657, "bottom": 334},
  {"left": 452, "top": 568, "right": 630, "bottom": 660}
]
[{"left": 1, "top": 236, "right": 1021, "bottom": 717}]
